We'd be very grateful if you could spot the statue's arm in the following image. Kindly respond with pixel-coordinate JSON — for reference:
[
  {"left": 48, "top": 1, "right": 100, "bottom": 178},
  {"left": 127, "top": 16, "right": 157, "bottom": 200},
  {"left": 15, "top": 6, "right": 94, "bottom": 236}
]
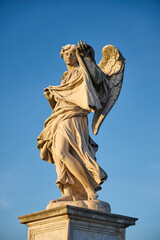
[
  {"left": 83, "top": 57, "right": 103, "bottom": 84},
  {"left": 76, "top": 41, "right": 103, "bottom": 84}
]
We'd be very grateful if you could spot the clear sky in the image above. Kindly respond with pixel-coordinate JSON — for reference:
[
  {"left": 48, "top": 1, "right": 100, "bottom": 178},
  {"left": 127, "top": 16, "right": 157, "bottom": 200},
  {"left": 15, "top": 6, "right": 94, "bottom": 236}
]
[{"left": 0, "top": 0, "right": 160, "bottom": 239}]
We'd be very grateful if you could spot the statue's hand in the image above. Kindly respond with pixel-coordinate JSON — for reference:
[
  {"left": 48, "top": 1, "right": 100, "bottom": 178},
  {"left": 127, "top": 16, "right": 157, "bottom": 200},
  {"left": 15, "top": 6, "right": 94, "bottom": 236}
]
[
  {"left": 76, "top": 40, "right": 95, "bottom": 61},
  {"left": 44, "top": 86, "right": 53, "bottom": 100},
  {"left": 44, "top": 86, "right": 52, "bottom": 92},
  {"left": 44, "top": 87, "right": 56, "bottom": 109}
]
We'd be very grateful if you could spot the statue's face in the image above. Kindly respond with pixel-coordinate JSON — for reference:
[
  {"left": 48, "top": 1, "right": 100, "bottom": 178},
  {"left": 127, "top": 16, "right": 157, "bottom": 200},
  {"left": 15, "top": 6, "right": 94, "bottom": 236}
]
[{"left": 63, "top": 48, "right": 77, "bottom": 66}]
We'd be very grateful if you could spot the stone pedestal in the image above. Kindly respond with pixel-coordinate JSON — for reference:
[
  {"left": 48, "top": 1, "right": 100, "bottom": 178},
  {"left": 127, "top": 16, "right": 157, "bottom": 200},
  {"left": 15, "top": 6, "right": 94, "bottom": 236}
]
[{"left": 18, "top": 205, "right": 138, "bottom": 240}]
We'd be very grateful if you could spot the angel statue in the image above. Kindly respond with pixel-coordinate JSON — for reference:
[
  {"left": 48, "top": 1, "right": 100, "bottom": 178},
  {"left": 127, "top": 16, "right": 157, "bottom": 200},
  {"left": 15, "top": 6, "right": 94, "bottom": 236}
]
[{"left": 37, "top": 41, "right": 125, "bottom": 203}]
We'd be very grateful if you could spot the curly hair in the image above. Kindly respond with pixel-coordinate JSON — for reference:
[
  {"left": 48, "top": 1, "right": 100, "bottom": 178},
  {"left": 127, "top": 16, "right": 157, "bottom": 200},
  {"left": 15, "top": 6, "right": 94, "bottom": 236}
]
[{"left": 60, "top": 44, "right": 77, "bottom": 59}]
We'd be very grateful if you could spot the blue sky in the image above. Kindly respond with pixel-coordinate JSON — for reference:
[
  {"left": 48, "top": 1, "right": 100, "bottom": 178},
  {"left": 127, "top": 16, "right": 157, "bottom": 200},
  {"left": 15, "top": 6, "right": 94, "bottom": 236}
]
[{"left": 0, "top": 0, "right": 160, "bottom": 239}]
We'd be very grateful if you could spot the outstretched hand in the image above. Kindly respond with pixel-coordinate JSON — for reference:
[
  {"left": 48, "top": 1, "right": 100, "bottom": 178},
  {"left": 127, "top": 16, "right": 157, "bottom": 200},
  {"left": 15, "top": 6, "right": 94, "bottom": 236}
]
[
  {"left": 76, "top": 40, "right": 95, "bottom": 61},
  {"left": 44, "top": 86, "right": 53, "bottom": 101},
  {"left": 44, "top": 86, "right": 52, "bottom": 92}
]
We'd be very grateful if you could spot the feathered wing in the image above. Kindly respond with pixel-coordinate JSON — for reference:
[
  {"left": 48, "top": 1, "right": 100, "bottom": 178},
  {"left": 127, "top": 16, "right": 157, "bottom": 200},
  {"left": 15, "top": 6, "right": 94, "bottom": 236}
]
[{"left": 92, "top": 45, "right": 126, "bottom": 135}]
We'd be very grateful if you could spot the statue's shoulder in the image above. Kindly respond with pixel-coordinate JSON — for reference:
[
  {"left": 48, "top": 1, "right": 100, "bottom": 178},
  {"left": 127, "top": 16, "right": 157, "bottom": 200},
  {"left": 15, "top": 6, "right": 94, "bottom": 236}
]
[
  {"left": 61, "top": 71, "right": 68, "bottom": 81},
  {"left": 61, "top": 67, "right": 81, "bottom": 84}
]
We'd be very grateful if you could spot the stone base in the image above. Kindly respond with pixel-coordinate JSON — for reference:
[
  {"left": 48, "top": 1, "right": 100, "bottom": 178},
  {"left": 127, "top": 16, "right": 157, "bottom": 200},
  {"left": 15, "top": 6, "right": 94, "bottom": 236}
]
[
  {"left": 18, "top": 204, "right": 138, "bottom": 240},
  {"left": 46, "top": 199, "right": 111, "bottom": 213}
]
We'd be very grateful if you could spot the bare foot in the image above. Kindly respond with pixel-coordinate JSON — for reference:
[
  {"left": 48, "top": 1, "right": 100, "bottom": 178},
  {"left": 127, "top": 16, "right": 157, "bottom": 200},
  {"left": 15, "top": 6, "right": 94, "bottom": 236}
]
[
  {"left": 88, "top": 191, "right": 98, "bottom": 200},
  {"left": 51, "top": 195, "right": 73, "bottom": 203}
]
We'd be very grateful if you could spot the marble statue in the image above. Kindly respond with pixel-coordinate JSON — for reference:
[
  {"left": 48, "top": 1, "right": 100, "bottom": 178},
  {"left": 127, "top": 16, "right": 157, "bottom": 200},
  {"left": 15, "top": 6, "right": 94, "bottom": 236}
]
[{"left": 37, "top": 41, "right": 125, "bottom": 203}]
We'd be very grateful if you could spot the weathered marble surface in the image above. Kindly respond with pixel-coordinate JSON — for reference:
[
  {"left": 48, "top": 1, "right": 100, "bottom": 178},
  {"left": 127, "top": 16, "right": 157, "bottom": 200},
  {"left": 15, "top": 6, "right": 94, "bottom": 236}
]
[
  {"left": 18, "top": 205, "right": 137, "bottom": 240},
  {"left": 46, "top": 199, "right": 111, "bottom": 213}
]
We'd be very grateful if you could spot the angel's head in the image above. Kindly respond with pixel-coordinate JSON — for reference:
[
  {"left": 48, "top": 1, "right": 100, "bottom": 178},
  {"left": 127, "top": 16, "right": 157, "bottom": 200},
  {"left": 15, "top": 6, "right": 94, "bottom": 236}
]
[{"left": 60, "top": 44, "right": 78, "bottom": 67}]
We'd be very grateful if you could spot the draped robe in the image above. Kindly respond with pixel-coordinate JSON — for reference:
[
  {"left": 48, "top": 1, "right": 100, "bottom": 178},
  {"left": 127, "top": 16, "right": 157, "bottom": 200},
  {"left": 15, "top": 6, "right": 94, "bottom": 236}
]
[{"left": 37, "top": 55, "right": 108, "bottom": 199}]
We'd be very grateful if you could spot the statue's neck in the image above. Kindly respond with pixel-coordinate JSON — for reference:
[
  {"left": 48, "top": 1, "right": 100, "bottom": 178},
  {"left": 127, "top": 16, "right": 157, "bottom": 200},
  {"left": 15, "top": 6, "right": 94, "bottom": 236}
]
[{"left": 66, "top": 63, "right": 78, "bottom": 73}]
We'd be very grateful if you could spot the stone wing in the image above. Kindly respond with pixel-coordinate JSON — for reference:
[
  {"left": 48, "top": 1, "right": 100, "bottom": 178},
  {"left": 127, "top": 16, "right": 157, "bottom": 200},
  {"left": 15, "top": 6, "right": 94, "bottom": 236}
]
[{"left": 92, "top": 45, "right": 126, "bottom": 135}]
